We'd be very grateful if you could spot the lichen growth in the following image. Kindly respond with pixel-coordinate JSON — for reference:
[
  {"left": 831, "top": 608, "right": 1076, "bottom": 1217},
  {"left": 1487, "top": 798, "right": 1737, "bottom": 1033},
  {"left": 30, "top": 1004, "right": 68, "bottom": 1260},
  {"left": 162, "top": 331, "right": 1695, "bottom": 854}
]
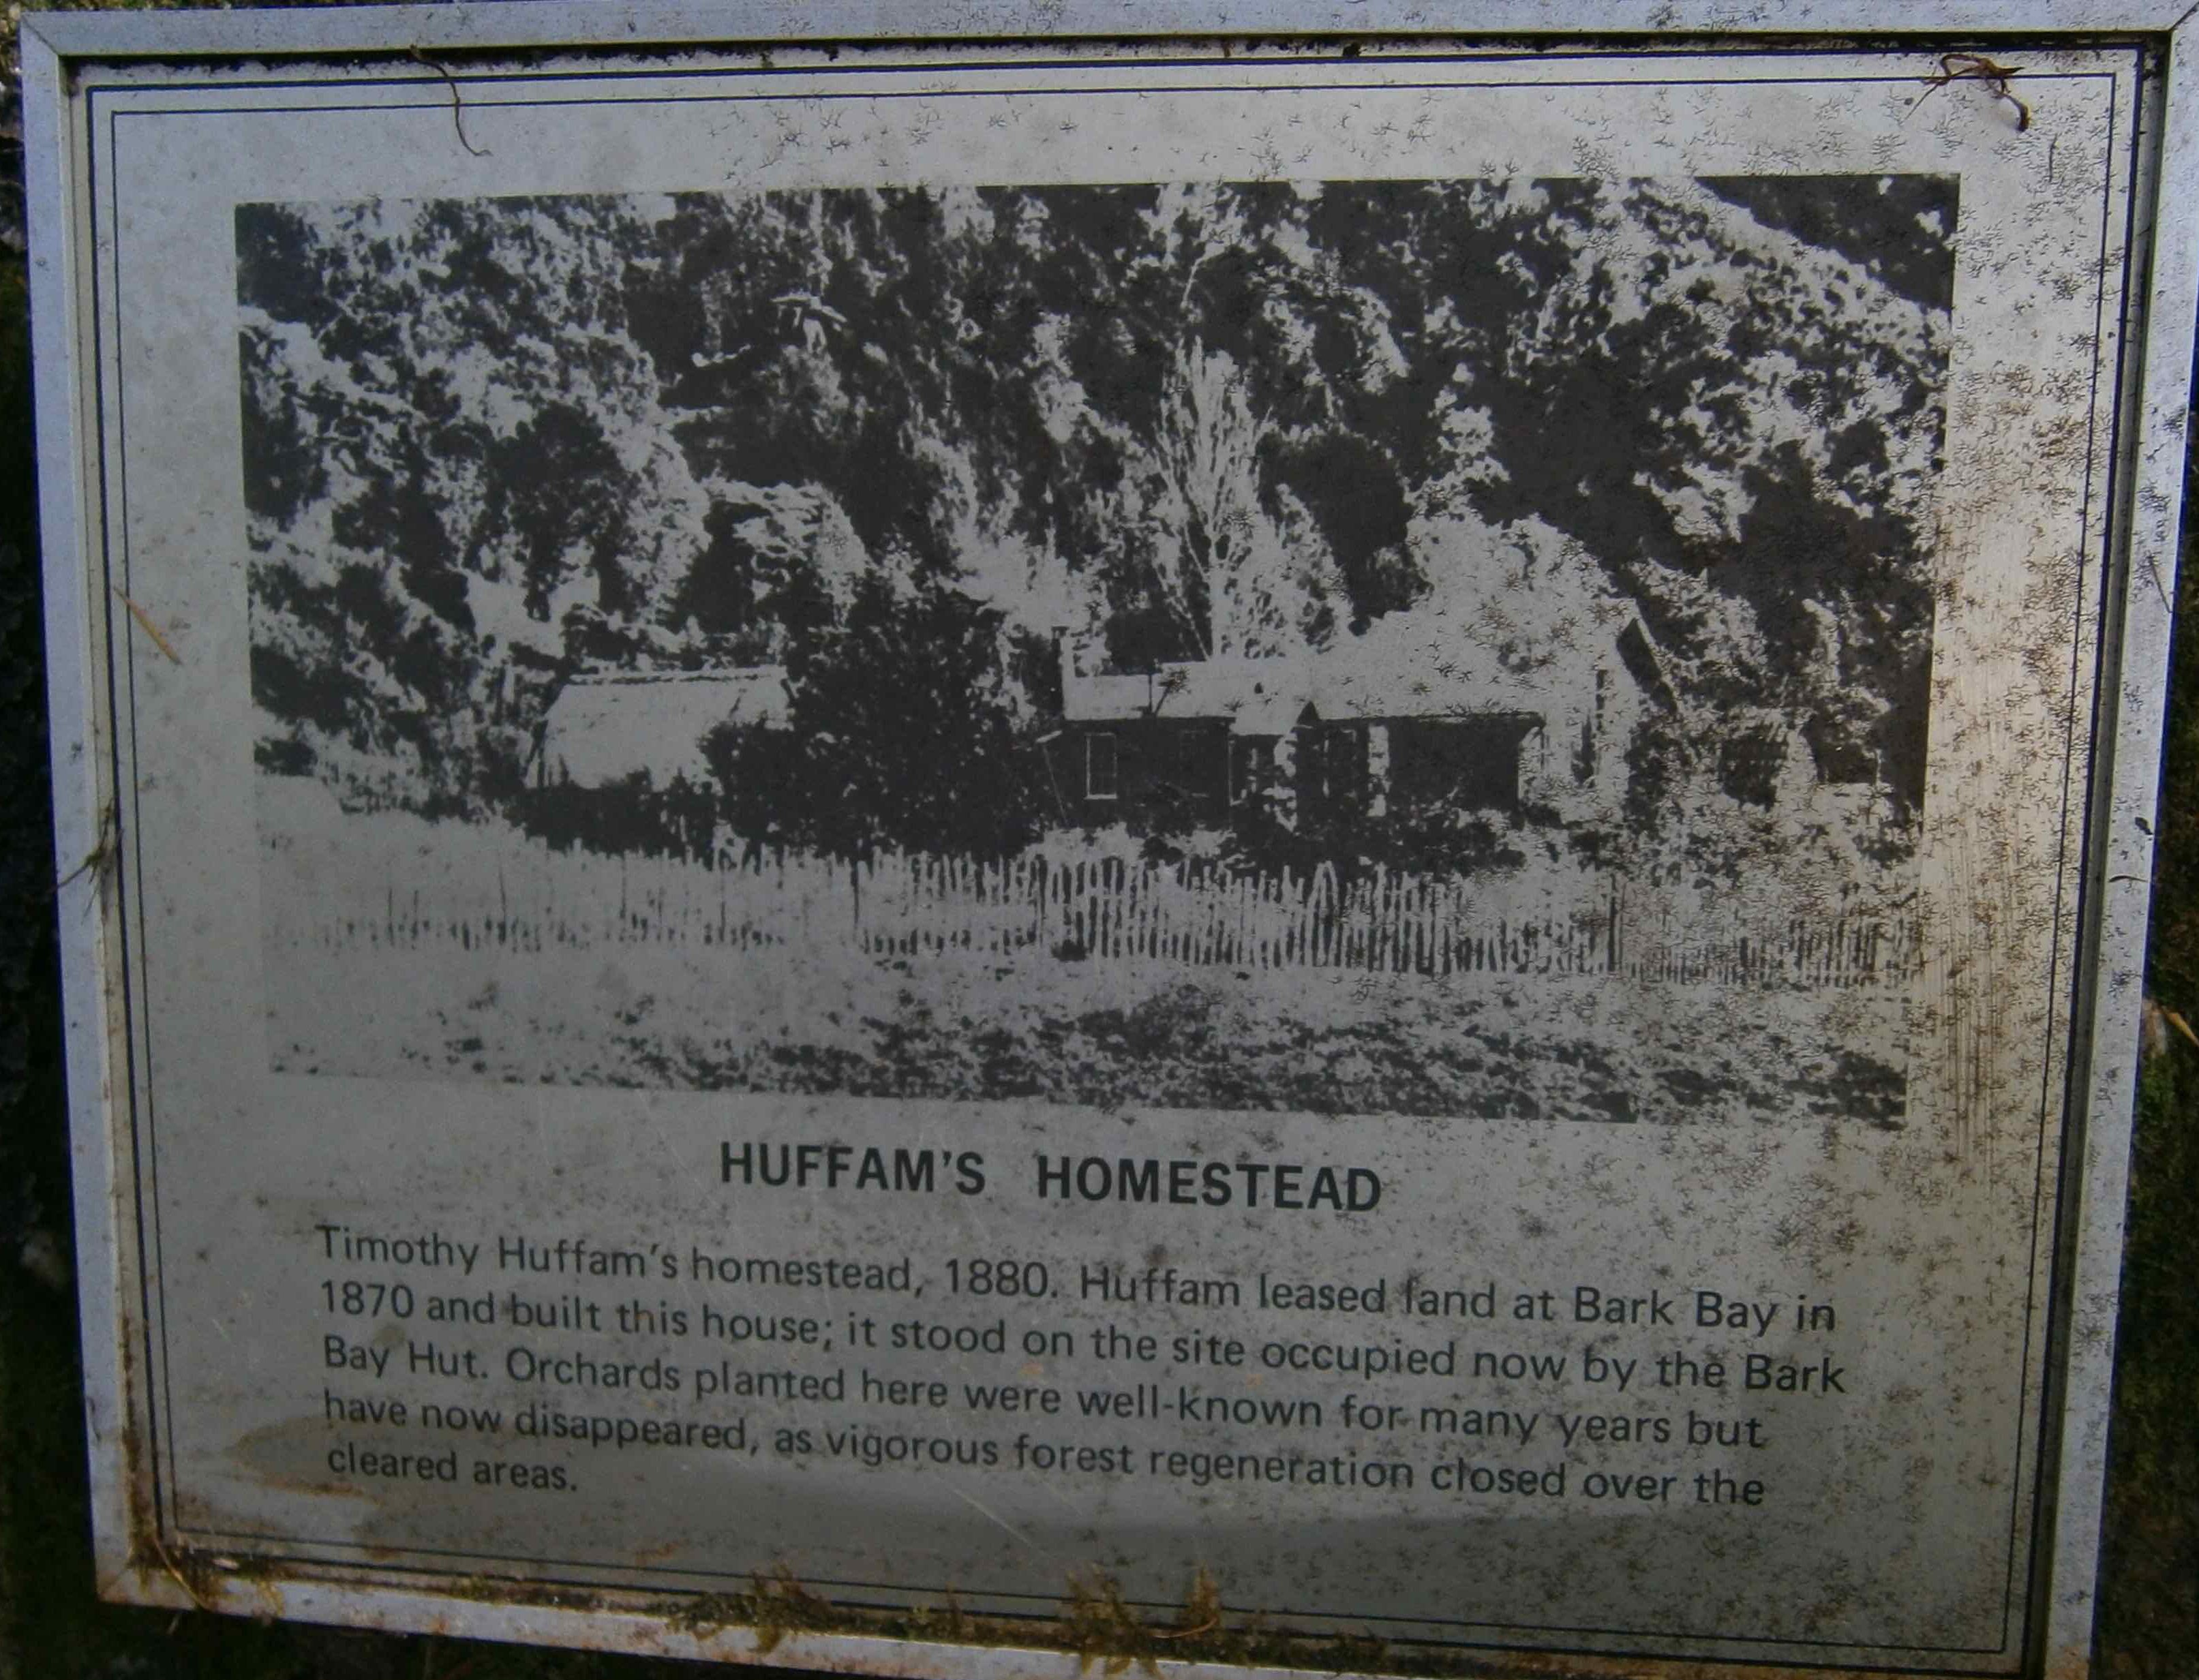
[{"left": 661, "top": 1566, "right": 836, "bottom": 1654}]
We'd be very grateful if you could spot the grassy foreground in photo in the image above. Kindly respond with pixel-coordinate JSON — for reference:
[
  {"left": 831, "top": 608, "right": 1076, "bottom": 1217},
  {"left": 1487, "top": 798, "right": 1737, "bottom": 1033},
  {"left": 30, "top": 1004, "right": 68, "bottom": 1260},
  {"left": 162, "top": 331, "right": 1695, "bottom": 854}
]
[{"left": 254, "top": 808, "right": 1909, "bottom": 1124}]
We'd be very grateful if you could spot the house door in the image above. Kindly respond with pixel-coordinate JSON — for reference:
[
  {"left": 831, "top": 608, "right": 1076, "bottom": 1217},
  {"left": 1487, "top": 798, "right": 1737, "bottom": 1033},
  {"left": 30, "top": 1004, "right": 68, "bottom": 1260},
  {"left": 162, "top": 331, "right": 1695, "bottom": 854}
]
[{"left": 1296, "top": 724, "right": 1368, "bottom": 826}]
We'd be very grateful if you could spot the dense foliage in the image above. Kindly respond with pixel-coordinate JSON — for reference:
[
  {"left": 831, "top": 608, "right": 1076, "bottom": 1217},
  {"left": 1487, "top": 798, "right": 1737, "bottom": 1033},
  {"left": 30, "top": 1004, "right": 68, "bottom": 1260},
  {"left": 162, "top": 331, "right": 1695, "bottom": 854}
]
[{"left": 239, "top": 177, "right": 1951, "bottom": 849}]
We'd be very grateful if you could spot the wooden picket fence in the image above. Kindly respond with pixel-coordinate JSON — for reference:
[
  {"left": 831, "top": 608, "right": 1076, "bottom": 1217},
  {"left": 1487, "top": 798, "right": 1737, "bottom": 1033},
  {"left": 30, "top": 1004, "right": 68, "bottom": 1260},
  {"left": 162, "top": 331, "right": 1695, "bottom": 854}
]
[
  {"left": 1619, "top": 910, "right": 1922, "bottom": 989},
  {"left": 284, "top": 837, "right": 1918, "bottom": 989},
  {"left": 858, "top": 853, "right": 1622, "bottom": 978},
  {"left": 298, "top": 844, "right": 848, "bottom": 957}
]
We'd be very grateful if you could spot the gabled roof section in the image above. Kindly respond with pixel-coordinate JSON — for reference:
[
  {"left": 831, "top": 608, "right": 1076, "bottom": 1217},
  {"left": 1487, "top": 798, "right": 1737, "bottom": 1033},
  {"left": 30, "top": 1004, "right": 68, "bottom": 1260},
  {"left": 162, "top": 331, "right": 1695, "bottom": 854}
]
[
  {"left": 1061, "top": 670, "right": 1154, "bottom": 723},
  {"left": 1155, "top": 659, "right": 1314, "bottom": 735}
]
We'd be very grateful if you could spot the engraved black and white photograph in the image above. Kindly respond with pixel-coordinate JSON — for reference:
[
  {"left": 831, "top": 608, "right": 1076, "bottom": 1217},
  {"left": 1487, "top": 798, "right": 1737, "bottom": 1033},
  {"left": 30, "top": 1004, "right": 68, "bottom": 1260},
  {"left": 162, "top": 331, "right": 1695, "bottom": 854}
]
[{"left": 241, "top": 176, "right": 1950, "bottom": 1122}]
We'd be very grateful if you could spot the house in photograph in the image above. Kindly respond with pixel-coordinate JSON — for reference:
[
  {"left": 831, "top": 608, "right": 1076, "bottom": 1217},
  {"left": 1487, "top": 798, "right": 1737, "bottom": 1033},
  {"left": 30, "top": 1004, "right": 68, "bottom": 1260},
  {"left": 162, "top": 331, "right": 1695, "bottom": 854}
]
[
  {"left": 535, "top": 667, "right": 791, "bottom": 791},
  {"left": 1042, "top": 615, "right": 1675, "bottom": 834},
  {"left": 528, "top": 667, "right": 790, "bottom": 857}
]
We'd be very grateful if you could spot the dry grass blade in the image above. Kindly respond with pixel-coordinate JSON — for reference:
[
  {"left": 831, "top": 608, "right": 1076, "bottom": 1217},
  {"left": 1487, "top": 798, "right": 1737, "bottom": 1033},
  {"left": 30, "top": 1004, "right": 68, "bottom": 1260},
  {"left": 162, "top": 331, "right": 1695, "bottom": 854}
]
[
  {"left": 51, "top": 797, "right": 115, "bottom": 896},
  {"left": 1917, "top": 52, "right": 2031, "bottom": 133},
  {"left": 408, "top": 47, "right": 489, "bottom": 157},
  {"left": 145, "top": 1533, "right": 213, "bottom": 1613},
  {"left": 111, "top": 587, "right": 180, "bottom": 663}
]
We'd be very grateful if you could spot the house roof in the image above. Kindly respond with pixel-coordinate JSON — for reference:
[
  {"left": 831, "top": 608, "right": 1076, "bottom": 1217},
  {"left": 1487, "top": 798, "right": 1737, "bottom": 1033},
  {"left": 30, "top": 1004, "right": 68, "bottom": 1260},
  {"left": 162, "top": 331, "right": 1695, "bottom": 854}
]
[
  {"left": 1065, "top": 641, "right": 1560, "bottom": 736},
  {"left": 1062, "top": 670, "right": 1153, "bottom": 722},
  {"left": 541, "top": 667, "right": 789, "bottom": 789},
  {"left": 1065, "top": 658, "right": 1305, "bottom": 732},
  {"left": 1155, "top": 660, "right": 1314, "bottom": 733},
  {"left": 1059, "top": 515, "right": 1680, "bottom": 736}
]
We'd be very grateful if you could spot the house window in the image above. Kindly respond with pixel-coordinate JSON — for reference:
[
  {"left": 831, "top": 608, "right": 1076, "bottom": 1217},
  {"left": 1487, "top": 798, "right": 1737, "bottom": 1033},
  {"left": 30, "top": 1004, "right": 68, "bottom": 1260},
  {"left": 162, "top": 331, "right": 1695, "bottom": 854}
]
[
  {"left": 1178, "top": 731, "right": 1211, "bottom": 795},
  {"left": 1303, "top": 725, "right": 1367, "bottom": 810},
  {"left": 1087, "top": 733, "right": 1119, "bottom": 800}
]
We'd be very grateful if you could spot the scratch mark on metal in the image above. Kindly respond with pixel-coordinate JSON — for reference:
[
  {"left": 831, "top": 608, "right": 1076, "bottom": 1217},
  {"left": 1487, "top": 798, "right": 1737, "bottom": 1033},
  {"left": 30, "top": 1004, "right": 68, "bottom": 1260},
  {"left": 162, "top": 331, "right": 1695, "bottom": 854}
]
[{"left": 948, "top": 1484, "right": 1040, "bottom": 1553}]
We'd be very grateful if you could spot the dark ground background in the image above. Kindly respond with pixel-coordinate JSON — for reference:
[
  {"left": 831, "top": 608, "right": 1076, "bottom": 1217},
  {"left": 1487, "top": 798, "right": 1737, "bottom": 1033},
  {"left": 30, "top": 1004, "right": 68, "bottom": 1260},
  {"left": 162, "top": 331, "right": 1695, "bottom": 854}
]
[{"left": 0, "top": 7, "right": 2192, "bottom": 1677}]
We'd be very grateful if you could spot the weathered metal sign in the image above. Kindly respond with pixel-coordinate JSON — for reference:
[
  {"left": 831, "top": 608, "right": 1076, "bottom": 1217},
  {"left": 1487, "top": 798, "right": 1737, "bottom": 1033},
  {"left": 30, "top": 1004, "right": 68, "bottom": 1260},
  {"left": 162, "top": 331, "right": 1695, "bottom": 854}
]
[{"left": 22, "top": 5, "right": 2199, "bottom": 1677}]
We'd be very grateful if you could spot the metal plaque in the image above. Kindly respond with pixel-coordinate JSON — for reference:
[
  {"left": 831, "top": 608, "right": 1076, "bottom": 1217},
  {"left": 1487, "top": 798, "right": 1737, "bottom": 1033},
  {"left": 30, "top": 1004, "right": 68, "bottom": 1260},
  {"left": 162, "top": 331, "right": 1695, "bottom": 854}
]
[{"left": 24, "top": 6, "right": 2199, "bottom": 1677}]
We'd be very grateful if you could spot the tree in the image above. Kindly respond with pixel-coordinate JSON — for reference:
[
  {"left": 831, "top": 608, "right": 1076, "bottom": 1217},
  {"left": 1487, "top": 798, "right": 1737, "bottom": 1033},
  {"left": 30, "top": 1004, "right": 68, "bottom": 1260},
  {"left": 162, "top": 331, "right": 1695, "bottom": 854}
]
[
  {"left": 1147, "top": 346, "right": 1349, "bottom": 661},
  {"left": 707, "top": 566, "right": 1043, "bottom": 861}
]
